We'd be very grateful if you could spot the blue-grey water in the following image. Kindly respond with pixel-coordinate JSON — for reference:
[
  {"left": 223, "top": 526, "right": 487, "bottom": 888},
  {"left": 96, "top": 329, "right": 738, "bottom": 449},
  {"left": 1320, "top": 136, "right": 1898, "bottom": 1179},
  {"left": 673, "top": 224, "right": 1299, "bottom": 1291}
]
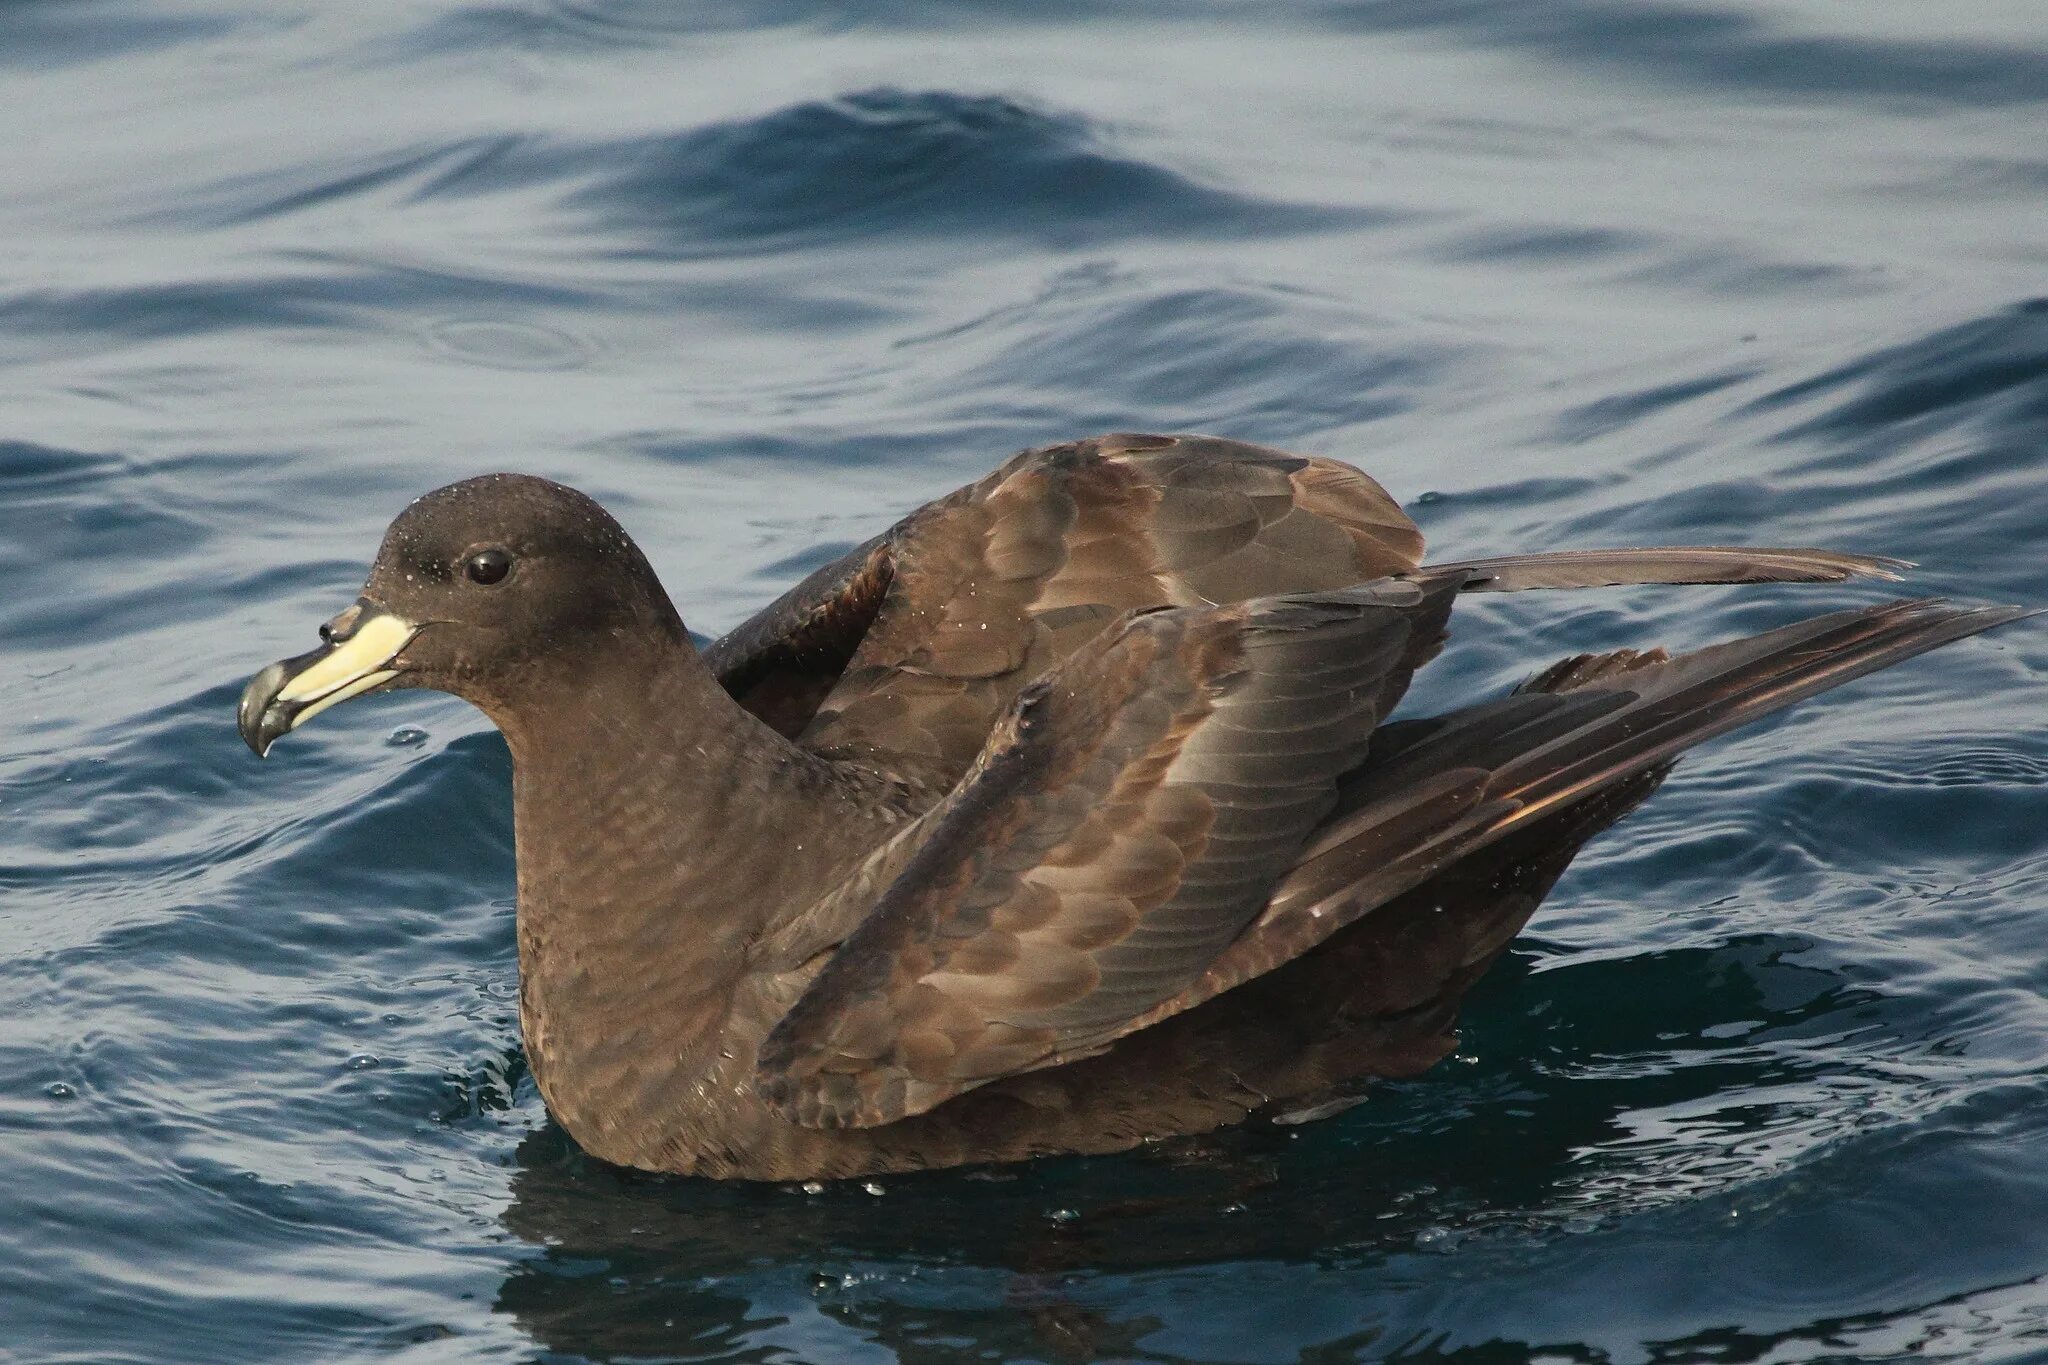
[{"left": 4, "top": 4, "right": 2047, "bottom": 1362}]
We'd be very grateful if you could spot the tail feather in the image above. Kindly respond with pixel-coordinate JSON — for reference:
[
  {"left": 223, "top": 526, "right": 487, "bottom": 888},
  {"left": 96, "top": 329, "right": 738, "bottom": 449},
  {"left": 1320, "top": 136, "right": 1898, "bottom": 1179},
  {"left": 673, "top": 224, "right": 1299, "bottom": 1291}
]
[{"left": 1432, "top": 545, "right": 1910, "bottom": 592}]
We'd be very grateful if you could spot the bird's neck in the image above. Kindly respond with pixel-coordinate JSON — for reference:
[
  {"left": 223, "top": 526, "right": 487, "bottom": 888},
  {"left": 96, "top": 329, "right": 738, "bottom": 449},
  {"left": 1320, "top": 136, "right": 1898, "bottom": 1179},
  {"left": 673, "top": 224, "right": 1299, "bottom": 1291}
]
[{"left": 486, "top": 638, "right": 895, "bottom": 1160}]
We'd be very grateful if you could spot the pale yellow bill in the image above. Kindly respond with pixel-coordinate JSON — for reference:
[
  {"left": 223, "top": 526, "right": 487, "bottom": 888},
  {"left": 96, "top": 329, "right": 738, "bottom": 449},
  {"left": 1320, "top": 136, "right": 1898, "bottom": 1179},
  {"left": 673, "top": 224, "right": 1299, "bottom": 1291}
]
[{"left": 274, "top": 613, "right": 417, "bottom": 731}]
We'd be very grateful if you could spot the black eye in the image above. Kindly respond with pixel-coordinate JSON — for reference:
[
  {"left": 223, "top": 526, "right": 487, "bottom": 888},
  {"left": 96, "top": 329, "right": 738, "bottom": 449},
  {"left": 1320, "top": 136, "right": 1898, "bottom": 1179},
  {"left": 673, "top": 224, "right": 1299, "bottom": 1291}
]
[{"left": 465, "top": 548, "right": 513, "bottom": 585}]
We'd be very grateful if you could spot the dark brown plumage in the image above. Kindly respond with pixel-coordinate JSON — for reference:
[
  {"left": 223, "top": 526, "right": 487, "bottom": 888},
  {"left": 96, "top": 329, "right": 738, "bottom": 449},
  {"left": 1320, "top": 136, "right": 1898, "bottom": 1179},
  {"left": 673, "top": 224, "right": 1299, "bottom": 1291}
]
[{"left": 238, "top": 432, "right": 2032, "bottom": 1179}]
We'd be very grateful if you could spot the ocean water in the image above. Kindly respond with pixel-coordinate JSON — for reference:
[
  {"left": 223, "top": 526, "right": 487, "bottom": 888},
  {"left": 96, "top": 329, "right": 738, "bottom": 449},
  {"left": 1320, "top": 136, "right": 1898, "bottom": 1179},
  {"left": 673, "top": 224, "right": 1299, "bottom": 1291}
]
[{"left": 3, "top": 3, "right": 2046, "bottom": 1361}]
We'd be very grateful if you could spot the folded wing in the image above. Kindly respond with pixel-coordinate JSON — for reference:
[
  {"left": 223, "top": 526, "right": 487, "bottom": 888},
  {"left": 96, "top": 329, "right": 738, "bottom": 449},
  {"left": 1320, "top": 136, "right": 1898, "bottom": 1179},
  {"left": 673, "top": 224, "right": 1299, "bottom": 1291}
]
[{"left": 753, "top": 573, "right": 1466, "bottom": 1128}]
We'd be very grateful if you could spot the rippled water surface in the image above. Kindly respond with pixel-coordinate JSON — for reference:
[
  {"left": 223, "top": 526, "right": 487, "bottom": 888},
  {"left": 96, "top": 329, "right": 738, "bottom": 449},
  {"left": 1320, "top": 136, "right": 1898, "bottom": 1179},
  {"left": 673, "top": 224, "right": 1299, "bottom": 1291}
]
[{"left": 5, "top": 3, "right": 2048, "bottom": 1361}]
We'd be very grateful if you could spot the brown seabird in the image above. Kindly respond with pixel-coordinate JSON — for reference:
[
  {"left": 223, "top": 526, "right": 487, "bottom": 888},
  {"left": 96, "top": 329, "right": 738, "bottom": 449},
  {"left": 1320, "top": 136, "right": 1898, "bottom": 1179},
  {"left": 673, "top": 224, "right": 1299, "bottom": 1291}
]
[{"left": 238, "top": 433, "right": 2032, "bottom": 1179}]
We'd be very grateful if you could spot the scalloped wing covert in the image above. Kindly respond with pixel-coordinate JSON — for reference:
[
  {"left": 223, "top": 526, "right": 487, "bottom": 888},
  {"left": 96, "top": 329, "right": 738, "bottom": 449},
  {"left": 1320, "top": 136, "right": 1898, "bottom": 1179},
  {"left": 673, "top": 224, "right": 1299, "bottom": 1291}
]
[
  {"left": 752, "top": 575, "right": 1464, "bottom": 1127},
  {"left": 703, "top": 433, "right": 1424, "bottom": 786}
]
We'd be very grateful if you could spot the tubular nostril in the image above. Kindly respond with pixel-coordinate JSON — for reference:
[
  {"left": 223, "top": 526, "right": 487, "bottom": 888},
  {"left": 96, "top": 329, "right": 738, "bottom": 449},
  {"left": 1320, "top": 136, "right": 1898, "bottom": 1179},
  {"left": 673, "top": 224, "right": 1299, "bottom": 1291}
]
[{"left": 319, "top": 602, "right": 366, "bottom": 646}]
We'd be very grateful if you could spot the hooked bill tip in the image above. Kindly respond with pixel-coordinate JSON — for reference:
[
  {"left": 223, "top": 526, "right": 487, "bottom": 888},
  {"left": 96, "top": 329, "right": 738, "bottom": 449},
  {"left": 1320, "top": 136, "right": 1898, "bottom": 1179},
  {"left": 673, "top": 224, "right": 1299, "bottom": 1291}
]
[{"left": 237, "top": 660, "right": 294, "bottom": 758}]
